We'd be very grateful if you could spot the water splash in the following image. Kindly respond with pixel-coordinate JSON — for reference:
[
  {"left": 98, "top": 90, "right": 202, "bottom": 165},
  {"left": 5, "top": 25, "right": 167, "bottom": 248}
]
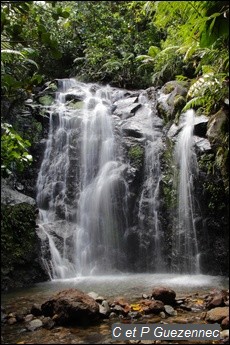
[{"left": 172, "top": 109, "right": 200, "bottom": 273}]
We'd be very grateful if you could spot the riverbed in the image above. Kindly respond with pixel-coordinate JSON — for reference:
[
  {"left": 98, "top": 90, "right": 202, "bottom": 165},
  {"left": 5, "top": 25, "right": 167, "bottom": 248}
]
[{"left": 1, "top": 274, "right": 229, "bottom": 344}]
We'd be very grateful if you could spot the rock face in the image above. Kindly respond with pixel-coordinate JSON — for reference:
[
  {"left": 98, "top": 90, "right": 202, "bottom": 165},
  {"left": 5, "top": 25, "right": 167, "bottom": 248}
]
[
  {"left": 1, "top": 179, "right": 48, "bottom": 292},
  {"left": 1, "top": 178, "right": 36, "bottom": 206},
  {"left": 41, "top": 289, "right": 100, "bottom": 326}
]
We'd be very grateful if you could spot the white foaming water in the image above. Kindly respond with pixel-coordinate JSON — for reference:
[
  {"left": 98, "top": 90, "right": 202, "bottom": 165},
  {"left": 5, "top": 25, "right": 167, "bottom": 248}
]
[
  {"left": 36, "top": 80, "right": 129, "bottom": 278},
  {"left": 137, "top": 93, "right": 165, "bottom": 271},
  {"left": 172, "top": 110, "right": 200, "bottom": 273}
]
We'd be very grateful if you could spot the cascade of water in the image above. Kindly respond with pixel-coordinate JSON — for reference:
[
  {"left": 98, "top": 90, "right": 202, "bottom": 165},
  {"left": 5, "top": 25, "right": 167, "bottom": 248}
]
[
  {"left": 137, "top": 93, "right": 165, "bottom": 271},
  {"left": 74, "top": 87, "right": 129, "bottom": 275},
  {"left": 172, "top": 109, "right": 200, "bottom": 273},
  {"left": 36, "top": 80, "right": 129, "bottom": 278},
  {"left": 36, "top": 80, "right": 197, "bottom": 279}
]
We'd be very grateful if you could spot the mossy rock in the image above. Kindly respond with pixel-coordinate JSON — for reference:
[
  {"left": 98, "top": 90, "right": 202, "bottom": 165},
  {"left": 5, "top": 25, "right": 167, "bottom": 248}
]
[
  {"left": 38, "top": 95, "right": 54, "bottom": 106},
  {"left": 128, "top": 145, "right": 144, "bottom": 168},
  {"left": 1, "top": 202, "right": 47, "bottom": 291},
  {"left": 68, "top": 100, "right": 84, "bottom": 109},
  {"left": 163, "top": 83, "right": 175, "bottom": 94},
  {"left": 47, "top": 82, "right": 58, "bottom": 92},
  {"left": 162, "top": 80, "right": 188, "bottom": 96},
  {"left": 1, "top": 203, "right": 36, "bottom": 267},
  {"left": 156, "top": 102, "right": 171, "bottom": 123},
  {"left": 173, "top": 95, "right": 187, "bottom": 123}
]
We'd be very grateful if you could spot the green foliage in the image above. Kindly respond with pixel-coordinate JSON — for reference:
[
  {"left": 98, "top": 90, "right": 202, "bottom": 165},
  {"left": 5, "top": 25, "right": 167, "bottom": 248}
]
[
  {"left": 1, "top": 48, "right": 41, "bottom": 98},
  {"left": 1, "top": 123, "right": 32, "bottom": 177},
  {"left": 1, "top": 203, "right": 36, "bottom": 275},
  {"left": 183, "top": 72, "right": 228, "bottom": 114},
  {"left": 137, "top": 46, "right": 185, "bottom": 86},
  {"left": 136, "top": 1, "right": 229, "bottom": 112}
]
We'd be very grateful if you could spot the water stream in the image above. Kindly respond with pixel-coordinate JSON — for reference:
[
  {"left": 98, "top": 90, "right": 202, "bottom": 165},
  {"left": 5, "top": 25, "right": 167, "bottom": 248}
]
[{"left": 172, "top": 110, "right": 200, "bottom": 273}]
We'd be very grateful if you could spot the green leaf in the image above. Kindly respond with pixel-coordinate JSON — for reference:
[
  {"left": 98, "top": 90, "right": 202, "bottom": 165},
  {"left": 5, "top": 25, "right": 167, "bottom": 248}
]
[
  {"left": 52, "top": 12, "right": 59, "bottom": 20},
  {"left": 60, "top": 11, "right": 70, "bottom": 19},
  {"left": 51, "top": 49, "right": 62, "bottom": 60},
  {"left": 148, "top": 45, "right": 160, "bottom": 58},
  {"left": 41, "top": 32, "right": 51, "bottom": 44}
]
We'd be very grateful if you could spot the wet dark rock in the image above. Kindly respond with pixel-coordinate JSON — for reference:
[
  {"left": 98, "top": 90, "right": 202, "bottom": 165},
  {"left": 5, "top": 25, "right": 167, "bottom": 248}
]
[
  {"left": 139, "top": 299, "right": 165, "bottom": 314},
  {"left": 114, "top": 103, "right": 142, "bottom": 120},
  {"left": 151, "top": 286, "right": 176, "bottom": 305},
  {"left": 7, "top": 317, "right": 17, "bottom": 325},
  {"left": 65, "top": 93, "right": 85, "bottom": 102},
  {"left": 41, "top": 289, "right": 100, "bottom": 326},
  {"left": 205, "top": 289, "right": 228, "bottom": 309},
  {"left": 31, "top": 304, "right": 42, "bottom": 317},
  {"left": 42, "top": 316, "right": 55, "bottom": 330},
  {"left": 221, "top": 316, "right": 229, "bottom": 330},
  {"left": 193, "top": 115, "right": 209, "bottom": 137}
]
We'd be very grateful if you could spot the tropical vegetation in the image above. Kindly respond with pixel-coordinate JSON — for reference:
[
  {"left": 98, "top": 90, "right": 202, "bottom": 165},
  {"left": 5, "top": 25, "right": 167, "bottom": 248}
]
[{"left": 1, "top": 1, "right": 229, "bottom": 182}]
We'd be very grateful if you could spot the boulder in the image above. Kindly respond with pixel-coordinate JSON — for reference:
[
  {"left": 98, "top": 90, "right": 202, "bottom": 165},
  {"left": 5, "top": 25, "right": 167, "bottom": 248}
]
[
  {"left": 139, "top": 299, "right": 164, "bottom": 314},
  {"left": 1, "top": 179, "right": 36, "bottom": 206},
  {"left": 194, "top": 136, "right": 212, "bottom": 153},
  {"left": 41, "top": 289, "right": 100, "bottom": 326},
  {"left": 30, "top": 304, "right": 42, "bottom": 317},
  {"left": 156, "top": 81, "right": 189, "bottom": 122},
  {"left": 151, "top": 287, "right": 176, "bottom": 305},
  {"left": 205, "top": 307, "right": 229, "bottom": 323},
  {"left": 27, "top": 319, "right": 43, "bottom": 331},
  {"left": 205, "top": 289, "right": 228, "bottom": 309},
  {"left": 207, "top": 109, "right": 228, "bottom": 145}
]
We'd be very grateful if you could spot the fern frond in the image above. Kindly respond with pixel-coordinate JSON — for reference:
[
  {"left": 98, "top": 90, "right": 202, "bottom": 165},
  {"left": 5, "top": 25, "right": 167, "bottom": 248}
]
[{"left": 182, "top": 96, "right": 206, "bottom": 111}]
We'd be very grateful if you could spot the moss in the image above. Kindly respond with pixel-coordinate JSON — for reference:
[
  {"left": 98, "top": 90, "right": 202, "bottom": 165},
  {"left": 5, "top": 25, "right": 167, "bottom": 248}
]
[
  {"left": 68, "top": 100, "right": 84, "bottom": 109},
  {"left": 161, "top": 138, "right": 177, "bottom": 209},
  {"left": 14, "top": 116, "right": 43, "bottom": 145},
  {"left": 163, "top": 83, "right": 175, "bottom": 94},
  {"left": 1, "top": 202, "right": 37, "bottom": 276},
  {"left": 38, "top": 95, "right": 54, "bottom": 106},
  {"left": 128, "top": 145, "right": 144, "bottom": 168},
  {"left": 156, "top": 102, "right": 171, "bottom": 124},
  {"left": 174, "top": 95, "right": 186, "bottom": 112}
]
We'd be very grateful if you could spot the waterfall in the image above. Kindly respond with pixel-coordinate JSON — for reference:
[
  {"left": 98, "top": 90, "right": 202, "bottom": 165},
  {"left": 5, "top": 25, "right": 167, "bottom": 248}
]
[
  {"left": 136, "top": 93, "right": 165, "bottom": 271},
  {"left": 36, "top": 80, "right": 129, "bottom": 278},
  {"left": 36, "top": 79, "right": 202, "bottom": 279},
  {"left": 172, "top": 109, "right": 200, "bottom": 273}
]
